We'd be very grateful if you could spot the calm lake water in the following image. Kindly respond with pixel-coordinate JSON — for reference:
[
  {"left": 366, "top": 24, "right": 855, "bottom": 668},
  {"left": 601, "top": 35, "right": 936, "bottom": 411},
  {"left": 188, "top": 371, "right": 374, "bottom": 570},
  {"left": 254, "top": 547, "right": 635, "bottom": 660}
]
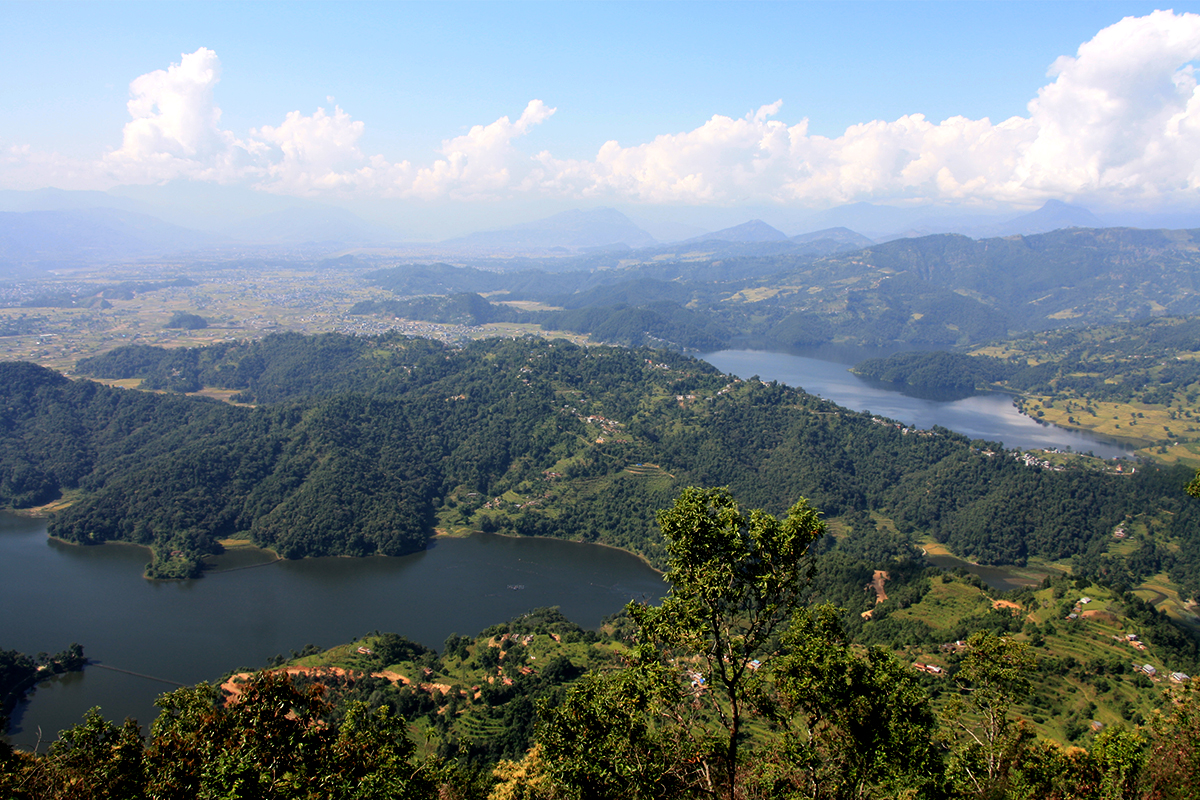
[
  {"left": 702, "top": 349, "right": 1134, "bottom": 459},
  {"left": 0, "top": 514, "right": 665, "bottom": 750}
]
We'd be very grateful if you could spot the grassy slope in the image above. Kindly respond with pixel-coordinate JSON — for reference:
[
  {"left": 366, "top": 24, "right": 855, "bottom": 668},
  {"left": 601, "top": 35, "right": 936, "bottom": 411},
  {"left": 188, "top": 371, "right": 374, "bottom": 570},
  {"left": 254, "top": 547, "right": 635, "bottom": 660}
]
[{"left": 889, "top": 576, "right": 1189, "bottom": 743}]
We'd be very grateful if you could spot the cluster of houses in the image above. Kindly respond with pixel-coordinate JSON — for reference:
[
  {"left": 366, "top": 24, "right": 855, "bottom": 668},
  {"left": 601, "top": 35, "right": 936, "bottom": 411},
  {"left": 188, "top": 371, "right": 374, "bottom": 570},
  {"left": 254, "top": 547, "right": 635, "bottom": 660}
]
[
  {"left": 715, "top": 379, "right": 744, "bottom": 396},
  {"left": 1114, "top": 632, "right": 1148, "bottom": 652},
  {"left": 1064, "top": 595, "right": 1093, "bottom": 621},
  {"left": 1014, "top": 451, "right": 1060, "bottom": 470},
  {"left": 557, "top": 404, "right": 630, "bottom": 445},
  {"left": 869, "top": 417, "right": 939, "bottom": 438},
  {"left": 480, "top": 492, "right": 550, "bottom": 512},
  {"left": 643, "top": 358, "right": 678, "bottom": 373},
  {"left": 1134, "top": 663, "right": 1188, "bottom": 683}
]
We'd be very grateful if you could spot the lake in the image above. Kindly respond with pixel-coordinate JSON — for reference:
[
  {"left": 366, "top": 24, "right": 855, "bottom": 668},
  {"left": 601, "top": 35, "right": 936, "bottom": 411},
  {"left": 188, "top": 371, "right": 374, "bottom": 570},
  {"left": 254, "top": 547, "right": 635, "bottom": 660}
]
[
  {"left": 0, "top": 514, "right": 665, "bottom": 751},
  {"left": 702, "top": 349, "right": 1133, "bottom": 459}
]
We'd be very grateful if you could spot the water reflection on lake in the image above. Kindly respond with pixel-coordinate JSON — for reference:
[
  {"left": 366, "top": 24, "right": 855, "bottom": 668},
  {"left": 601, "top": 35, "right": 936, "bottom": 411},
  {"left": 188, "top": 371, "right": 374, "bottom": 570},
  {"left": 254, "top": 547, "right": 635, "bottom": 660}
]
[
  {"left": 0, "top": 516, "right": 665, "bottom": 751},
  {"left": 702, "top": 349, "right": 1134, "bottom": 459}
]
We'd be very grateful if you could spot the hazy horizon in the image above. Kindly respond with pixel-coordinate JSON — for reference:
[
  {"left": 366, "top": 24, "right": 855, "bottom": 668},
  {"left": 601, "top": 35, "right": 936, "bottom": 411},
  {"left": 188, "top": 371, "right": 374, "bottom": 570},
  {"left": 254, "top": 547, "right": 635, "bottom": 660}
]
[{"left": 7, "top": 2, "right": 1200, "bottom": 239}]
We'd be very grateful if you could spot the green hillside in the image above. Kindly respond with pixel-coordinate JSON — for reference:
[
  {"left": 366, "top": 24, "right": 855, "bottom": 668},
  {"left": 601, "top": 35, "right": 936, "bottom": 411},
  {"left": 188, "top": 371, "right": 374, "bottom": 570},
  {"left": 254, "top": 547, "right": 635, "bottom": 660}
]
[{"left": 1, "top": 333, "right": 1196, "bottom": 593}]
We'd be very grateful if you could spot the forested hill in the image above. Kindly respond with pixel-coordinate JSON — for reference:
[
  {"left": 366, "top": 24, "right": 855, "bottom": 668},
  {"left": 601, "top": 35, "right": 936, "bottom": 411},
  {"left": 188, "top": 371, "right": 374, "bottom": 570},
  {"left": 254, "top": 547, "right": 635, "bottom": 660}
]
[
  {"left": 2, "top": 333, "right": 1197, "bottom": 589},
  {"left": 831, "top": 227, "right": 1200, "bottom": 329}
]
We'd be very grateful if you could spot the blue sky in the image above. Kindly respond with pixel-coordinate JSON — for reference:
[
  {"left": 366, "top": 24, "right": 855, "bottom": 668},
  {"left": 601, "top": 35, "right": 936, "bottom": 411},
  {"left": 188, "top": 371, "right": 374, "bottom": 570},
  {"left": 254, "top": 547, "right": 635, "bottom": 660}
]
[{"left": 5, "top": 1, "right": 1200, "bottom": 229}]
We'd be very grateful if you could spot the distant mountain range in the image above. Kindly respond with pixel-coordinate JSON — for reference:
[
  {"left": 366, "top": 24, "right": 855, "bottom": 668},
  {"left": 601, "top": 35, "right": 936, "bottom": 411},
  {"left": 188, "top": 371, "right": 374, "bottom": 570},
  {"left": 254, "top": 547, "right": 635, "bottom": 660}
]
[
  {"left": 988, "top": 199, "right": 1107, "bottom": 236},
  {"left": 0, "top": 208, "right": 216, "bottom": 265},
  {"left": 354, "top": 225, "right": 1200, "bottom": 353},
  {"left": 441, "top": 207, "right": 658, "bottom": 252},
  {"left": 223, "top": 206, "right": 400, "bottom": 245},
  {"left": 3, "top": 185, "right": 1200, "bottom": 265}
]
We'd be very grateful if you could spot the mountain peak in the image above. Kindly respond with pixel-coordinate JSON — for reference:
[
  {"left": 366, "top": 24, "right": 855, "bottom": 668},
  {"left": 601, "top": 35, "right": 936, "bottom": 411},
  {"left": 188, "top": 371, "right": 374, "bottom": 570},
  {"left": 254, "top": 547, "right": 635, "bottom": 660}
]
[
  {"left": 688, "top": 219, "right": 789, "bottom": 243},
  {"left": 996, "top": 200, "right": 1105, "bottom": 236}
]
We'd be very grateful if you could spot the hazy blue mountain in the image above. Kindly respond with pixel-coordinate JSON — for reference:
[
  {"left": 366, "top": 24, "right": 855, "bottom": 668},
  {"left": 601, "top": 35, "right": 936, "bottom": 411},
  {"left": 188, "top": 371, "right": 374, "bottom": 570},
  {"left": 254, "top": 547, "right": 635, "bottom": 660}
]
[
  {"left": 0, "top": 208, "right": 216, "bottom": 263},
  {"left": 1101, "top": 208, "right": 1200, "bottom": 229},
  {"left": 988, "top": 200, "right": 1107, "bottom": 236},
  {"left": 686, "top": 219, "right": 789, "bottom": 243},
  {"left": 0, "top": 186, "right": 389, "bottom": 246},
  {"left": 443, "top": 208, "right": 657, "bottom": 251},
  {"left": 106, "top": 181, "right": 351, "bottom": 233},
  {"left": 806, "top": 226, "right": 1200, "bottom": 330},
  {"left": 790, "top": 227, "right": 875, "bottom": 248}
]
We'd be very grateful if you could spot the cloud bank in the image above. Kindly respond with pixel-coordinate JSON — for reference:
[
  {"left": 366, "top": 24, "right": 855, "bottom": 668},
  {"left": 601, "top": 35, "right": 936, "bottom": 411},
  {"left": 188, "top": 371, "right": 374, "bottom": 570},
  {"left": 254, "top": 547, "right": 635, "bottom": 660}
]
[{"left": 6, "top": 10, "right": 1200, "bottom": 210}]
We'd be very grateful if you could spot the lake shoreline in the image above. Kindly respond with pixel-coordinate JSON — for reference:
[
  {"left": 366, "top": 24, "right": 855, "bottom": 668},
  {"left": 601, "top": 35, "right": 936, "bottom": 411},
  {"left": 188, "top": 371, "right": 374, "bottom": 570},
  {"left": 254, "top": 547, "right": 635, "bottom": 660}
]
[{"left": 433, "top": 527, "right": 663, "bottom": 574}]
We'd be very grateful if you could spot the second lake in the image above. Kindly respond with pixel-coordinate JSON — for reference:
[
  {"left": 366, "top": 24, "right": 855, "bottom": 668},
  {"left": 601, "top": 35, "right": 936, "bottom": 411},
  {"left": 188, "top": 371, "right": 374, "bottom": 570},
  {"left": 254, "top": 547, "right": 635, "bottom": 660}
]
[{"left": 702, "top": 349, "right": 1134, "bottom": 460}]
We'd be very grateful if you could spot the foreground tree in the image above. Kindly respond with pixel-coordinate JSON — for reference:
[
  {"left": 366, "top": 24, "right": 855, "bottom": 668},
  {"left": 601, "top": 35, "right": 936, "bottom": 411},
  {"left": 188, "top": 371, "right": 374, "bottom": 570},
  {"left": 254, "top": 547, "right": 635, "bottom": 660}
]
[
  {"left": 146, "top": 672, "right": 433, "bottom": 799},
  {"left": 768, "top": 604, "right": 947, "bottom": 799},
  {"left": 534, "top": 668, "right": 694, "bottom": 800},
  {"left": 12, "top": 708, "right": 146, "bottom": 800},
  {"left": 1141, "top": 685, "right": 1200, "bottom": 799},
  {"left": 946, "top": 630, "right": 1035, "bottom": 797},
  {"left": 625, "top": 487, "right": 827, "bottom": 799}
]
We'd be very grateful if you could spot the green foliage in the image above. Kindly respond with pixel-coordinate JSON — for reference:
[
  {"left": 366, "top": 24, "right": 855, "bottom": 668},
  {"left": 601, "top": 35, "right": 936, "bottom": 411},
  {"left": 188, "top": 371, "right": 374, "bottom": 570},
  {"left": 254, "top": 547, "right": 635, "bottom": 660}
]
[
  {"left": 627, "top": 487, "right": 826, "bottom": 799},
  {"left": 349, "top": 293, "right": 521, "bottom": 326},
  {"left": 0, "top": 644, "right": 85, "bottom": 731},
  {"left": 769, "top": 605, "right": 947, "bottom": 799},
  {"left": 537, "top": 670, "right": 692, "bottom": 800},
  {"left": 372, "top": 633, "right": 434, "bottom": 668},
  {"left": 537, "top": 302, "right": 733, "bottom": 351},
  {"left": 142, "top": 673, "right": 434, "bottom": 799},
  {"left": 946, "top": 631, "right": 1036, "bottom": 794},
  {"left": 41, "top": 708, "right": 146, "bottom": 800},
  {"left": 1140, "top": 685, "right": 1200, "bottom": 799}
]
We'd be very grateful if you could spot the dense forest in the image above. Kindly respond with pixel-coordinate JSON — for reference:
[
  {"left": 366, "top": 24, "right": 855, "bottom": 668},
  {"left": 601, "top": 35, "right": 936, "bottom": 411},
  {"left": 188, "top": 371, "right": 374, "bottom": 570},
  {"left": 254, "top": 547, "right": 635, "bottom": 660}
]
[{"left": 0, "top": 332, "right": 1190, "bottom": 596}]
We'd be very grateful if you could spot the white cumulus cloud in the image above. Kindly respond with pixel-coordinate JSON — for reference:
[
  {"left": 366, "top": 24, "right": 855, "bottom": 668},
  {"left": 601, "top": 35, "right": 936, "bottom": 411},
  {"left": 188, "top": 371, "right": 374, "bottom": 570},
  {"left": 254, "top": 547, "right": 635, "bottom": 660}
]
[
  {"left": 251, "top": 106, "right": 374, "bottom": 194},
  {"left": 8, "top": 11, "right": 1200, "bottom": 212},
  {"left": 406, "top": 100, "right": 556, "bottom": 200},
  {"left": 103, "top": 47, "right": 256, "bottom": 183},
  {"left": 558, "top": 9, "right": 1200, "bottom": 208}
]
